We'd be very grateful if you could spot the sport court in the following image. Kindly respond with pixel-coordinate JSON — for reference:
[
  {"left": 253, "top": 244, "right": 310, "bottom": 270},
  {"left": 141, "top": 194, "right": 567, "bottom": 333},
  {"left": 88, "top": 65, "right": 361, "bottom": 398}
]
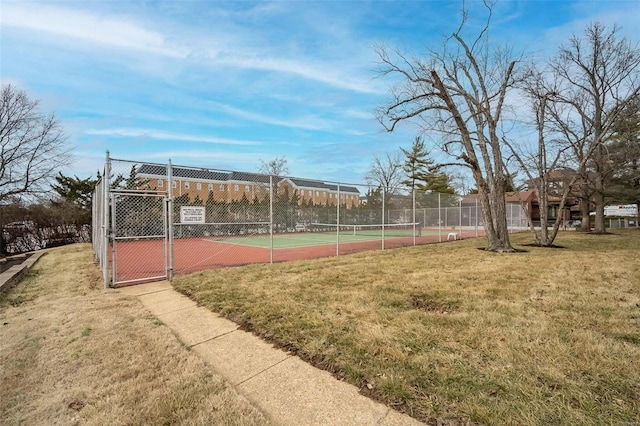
[{"left": 110, "top": 226, "right": 479, "bottom": 284}]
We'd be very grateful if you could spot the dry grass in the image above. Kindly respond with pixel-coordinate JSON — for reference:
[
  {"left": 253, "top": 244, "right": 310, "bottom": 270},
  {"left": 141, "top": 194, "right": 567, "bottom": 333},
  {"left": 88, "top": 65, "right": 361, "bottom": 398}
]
[
  {"left": 174, "top": 230, "right": 640, "bottom": 425},
  {"left": 0, "top": 244, "right": 270, "bottom": 426}
]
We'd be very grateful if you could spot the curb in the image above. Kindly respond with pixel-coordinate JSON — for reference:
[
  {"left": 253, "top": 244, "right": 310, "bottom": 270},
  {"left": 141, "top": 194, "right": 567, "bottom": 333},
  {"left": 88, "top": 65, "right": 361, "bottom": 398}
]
[{"left": 0, "top": 251, "right": 47, "bottom": 295}]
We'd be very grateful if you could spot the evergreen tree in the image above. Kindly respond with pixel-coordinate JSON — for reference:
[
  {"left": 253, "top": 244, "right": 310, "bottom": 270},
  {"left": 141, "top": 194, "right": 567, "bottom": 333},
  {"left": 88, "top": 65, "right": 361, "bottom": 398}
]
[
  {"left": 607, "top": 96, "right": 640, "bottom": 204},
  {"left": 401, "top": 136, "right": 432, "bottom": 191},
  {"left": 51, "top": 172, "right": 98, "bottom": 210},
  {"left": 401, "top": 136, "right": 456, "bottom": 195}
]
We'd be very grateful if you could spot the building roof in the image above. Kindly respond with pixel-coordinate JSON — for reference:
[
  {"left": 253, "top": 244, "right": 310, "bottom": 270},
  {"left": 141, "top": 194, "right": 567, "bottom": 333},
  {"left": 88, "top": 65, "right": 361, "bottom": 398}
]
[
  {"left": 137, "top": 164, "right": 360, "bottom": 193},
  {"left": 285, "top": 178, "right": 360, "bottom": 194},
  {"left": 228, "top": 171, "right": 271, "bottom": 184},
  {"left": 138, "top": 164, "right": 228, "bottom": 181}
]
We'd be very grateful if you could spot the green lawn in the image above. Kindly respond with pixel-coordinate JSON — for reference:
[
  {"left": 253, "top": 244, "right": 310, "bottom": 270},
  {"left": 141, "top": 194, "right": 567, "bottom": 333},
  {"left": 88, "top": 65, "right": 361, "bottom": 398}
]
[{"left": 210, "top": 228, "right": 433, "bottom": 249}]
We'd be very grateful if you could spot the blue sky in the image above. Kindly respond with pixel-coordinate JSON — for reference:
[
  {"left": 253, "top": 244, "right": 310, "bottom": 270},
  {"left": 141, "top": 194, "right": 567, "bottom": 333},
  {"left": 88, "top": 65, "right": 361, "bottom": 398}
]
[{"left": 1, "top": 0, "right": 638, "bottom": 185}]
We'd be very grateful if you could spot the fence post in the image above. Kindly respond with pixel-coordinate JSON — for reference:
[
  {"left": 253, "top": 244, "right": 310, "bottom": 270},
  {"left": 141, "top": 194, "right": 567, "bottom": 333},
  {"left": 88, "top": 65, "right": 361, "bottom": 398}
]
[
  {"left": 336, "top": 184, "right": 340, "bottom": 256},
  {"left": 102, "top": 151, "right": 111, "bottom": 289},
  {"left": 475, "top": 197, "right": 479, "bottom": 237},
  {"left": 412, "top": 189, "right": 416, "bottom": 246},
  {"left": 381, "top": 189, "right": 385, "bottom": 250},
  {"left": 269, "top": 175, "right": 274, "bottom": 263},
  {"left": 459, "top": 197, "right": 462, "bottom": 236},
  {"left": 110, "top": 191, "right": 117, "bottom": 286},
  {"left": 438, "top": 192, "right": 442, "bottom": 242},
  {"left": 167, "top": 159, "right": 174, "bottom": 281}
]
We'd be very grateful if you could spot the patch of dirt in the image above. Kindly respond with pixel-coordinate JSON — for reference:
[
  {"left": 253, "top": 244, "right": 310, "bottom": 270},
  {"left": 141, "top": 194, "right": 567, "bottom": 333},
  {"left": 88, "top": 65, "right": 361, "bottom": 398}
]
[
  {"left": 68, "top": 400, "right": 85, "bottom": 411},
  {"left": 521, "top": 243, "right": 566, "bottom": 249},
  {"left": 410, "top": 296, "right": 459, "bottom": 313},
  {"left": 476, "top": 247, "right": 528, "bottom": 253}
]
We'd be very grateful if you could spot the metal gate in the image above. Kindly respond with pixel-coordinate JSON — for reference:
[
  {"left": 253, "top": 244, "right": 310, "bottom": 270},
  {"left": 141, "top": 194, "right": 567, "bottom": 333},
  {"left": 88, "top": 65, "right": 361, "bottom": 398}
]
[{"left": 110, "top": 191, "right": 169, "bottom": 286}]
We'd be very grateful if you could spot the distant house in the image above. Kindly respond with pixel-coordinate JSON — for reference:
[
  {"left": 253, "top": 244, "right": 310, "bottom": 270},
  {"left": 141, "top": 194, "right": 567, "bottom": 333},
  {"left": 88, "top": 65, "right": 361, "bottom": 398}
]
[
  {"left": 136, "top": 164, "right": 360, "bottom": 207},
  {"left": 461, "top": 187, "right": 579, "bottom": 227}
]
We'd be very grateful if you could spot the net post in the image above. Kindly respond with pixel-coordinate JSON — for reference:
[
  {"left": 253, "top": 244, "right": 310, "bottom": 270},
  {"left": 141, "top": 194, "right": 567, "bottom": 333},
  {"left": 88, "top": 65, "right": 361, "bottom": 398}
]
[{"left": 167, "top": 159, "right": 174, "bottom": 281}]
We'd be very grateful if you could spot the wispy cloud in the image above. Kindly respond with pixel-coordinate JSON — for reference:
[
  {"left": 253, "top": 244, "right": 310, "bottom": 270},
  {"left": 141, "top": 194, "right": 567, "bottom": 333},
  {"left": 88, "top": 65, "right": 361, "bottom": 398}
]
[
  {"left": 85, "top": 128, "right": 262, "bottom": 146},
  {"left": 1, "top": 2, "right": 187, "bottom": 58},
  {"left": 216, "top": 55, "right": 381, "bottom": 94},
  {"left": 145, "top": 150, "right": 266, "bottom": 162},
  {"left": 1, "top": 2, "right": 380, "bottom": 95},
  {"left": 212, "top": 102, "right": 335, "bottom": 131}
]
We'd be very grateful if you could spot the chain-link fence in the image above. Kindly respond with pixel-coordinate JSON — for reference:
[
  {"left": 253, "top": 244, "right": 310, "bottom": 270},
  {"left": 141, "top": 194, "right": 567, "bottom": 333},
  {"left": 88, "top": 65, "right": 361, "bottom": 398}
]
[{"left": 93, "top": 153, "right": 527, "bottom": 287}]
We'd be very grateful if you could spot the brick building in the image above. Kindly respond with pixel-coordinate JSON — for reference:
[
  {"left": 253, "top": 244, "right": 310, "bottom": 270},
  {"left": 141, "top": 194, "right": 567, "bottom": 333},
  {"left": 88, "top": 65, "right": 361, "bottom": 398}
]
[{"left": 137, "top": 164, "right": 360, "bottom": 207}]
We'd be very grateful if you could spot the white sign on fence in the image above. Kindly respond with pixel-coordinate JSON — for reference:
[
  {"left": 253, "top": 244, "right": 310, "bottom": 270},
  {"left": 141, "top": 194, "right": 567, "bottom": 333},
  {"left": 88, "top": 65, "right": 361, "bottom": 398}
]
[
  {"left": 180, "top": 206, "right": 205, "bottom": 224},
  {"left": 604, "top": 204, "right": 638, "bottom": 217}
]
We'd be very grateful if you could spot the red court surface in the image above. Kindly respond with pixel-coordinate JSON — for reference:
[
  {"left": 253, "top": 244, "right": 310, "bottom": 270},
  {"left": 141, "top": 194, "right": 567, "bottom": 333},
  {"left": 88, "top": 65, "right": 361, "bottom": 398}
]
[{"left": 109, "top": 229, "right": 485, "bottom": 285}]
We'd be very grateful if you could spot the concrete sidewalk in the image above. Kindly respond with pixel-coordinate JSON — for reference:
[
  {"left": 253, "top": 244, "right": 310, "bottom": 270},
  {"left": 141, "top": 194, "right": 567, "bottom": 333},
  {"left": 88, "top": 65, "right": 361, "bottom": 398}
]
[{"left": 118, "top": 281, "right": 423, "bottom": 425}]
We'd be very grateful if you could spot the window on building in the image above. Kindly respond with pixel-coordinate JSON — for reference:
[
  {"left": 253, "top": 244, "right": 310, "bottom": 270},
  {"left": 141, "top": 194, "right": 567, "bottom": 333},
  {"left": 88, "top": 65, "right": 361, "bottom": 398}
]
[
  {"left": 185, "top": 182, "right": 190, "bottom": 189},
  {"left": 158, "top": 179, "right": 163, "bottom": 188},
  {"left": 197, "top": 182, "right": 202, "bottom": 190},
  {"left": 208, "top": 183, "right": 213, "bottom": 190},
  {"left": 172, "top": 181, "right": 177, "bottom": 189},
  {"left": 245, "top": 185, "right": 250, "bottom": 192},
  {"left": 220, "top": 184, "right": 225, "bottom": 191},
  {"left": 234, "top": 184, "right": 239, "bottom": 191},
  {"left": 316, "top": 191, "right": 319, "bottom": 196}
]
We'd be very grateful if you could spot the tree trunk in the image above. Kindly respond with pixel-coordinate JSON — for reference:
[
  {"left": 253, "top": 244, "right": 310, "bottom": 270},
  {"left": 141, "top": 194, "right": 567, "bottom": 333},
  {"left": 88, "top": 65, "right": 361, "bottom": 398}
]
[
  {"left": 593, "top": 174, "right": 607, "bottom": 233},
  {"left": 481, "top": 179, "right": 514, "bottom": 252},
  {"left": 579, "top": 183, "right": 591, "bottom": 232}
]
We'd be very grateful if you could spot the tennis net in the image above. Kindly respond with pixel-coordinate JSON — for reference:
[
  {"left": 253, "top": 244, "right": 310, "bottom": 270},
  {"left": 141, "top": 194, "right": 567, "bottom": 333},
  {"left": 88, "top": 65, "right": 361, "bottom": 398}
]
[{"left": 309, "top": 222, "right": 421, "bottom": 238}]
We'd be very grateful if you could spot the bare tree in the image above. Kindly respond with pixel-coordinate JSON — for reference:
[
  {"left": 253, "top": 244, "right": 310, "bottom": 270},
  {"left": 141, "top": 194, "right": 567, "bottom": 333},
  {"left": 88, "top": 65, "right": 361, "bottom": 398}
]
[
  {"left": 550, "top": 22, "right": 640, "bottom": 233},
  {"left": 258, "top": 156, "right": 289, "bottom": 177},
  {"left": 0, "top": 85, "right": 69, "bottom": 203},
  {"left": 376, "top": 3, "right": 522, "bottom": 251},
  {"left": 504, "top": 75, "right": 581, "bottom": 245},
  {"left": 365, "top": 152, "right": 404, "bottom": 192}
]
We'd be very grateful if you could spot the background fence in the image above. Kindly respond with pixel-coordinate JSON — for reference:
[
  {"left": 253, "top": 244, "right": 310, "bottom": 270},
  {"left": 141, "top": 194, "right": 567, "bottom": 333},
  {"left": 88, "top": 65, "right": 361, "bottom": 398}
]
[{"left": 93, "top": 154, "right": 527, "bottom": 287}]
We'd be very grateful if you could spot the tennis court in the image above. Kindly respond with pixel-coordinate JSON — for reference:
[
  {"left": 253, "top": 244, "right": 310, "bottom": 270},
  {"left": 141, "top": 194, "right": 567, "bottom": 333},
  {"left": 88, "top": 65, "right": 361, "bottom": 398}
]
[
  {"left": 93, "top": 155, "right": 501, "bottom": 287},
  {"left": 207, "top": 223, "right": 437, "bottom": 249},
  {"left": 107, "top": 227, "right": 483, "bottom": 285}
]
